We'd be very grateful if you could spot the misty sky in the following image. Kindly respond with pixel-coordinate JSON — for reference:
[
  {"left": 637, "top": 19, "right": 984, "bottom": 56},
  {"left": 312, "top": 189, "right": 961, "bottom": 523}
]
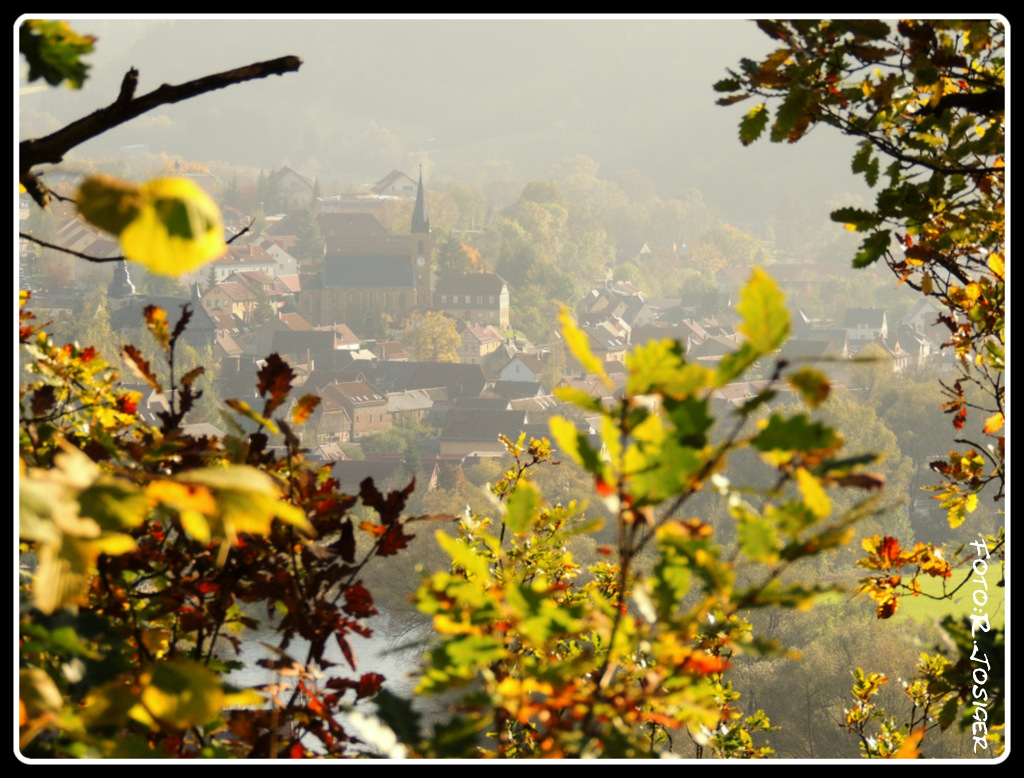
[{"left": 18, "top": 15, "right": 869, "bottom": 225}]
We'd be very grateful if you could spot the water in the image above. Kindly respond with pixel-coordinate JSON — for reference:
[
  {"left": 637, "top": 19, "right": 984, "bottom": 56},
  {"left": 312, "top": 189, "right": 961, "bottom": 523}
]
[{"left": 221, "top": 613, "right": 432, "bottom": 756}]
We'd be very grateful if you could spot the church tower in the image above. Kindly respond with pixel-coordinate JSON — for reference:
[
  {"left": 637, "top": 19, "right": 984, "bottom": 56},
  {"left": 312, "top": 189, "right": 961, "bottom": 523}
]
[
  {"left": 107, "top": 259, "right": 136, "bottom": 311},
  {"left": 411, "top": 165, "right": 433, "bottom": 308}
]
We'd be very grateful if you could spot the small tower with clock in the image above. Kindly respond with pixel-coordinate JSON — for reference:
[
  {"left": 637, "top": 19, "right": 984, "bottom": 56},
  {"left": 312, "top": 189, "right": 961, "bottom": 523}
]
[{"left": 410, "top": 165, "right": 433, "bottom": 308}]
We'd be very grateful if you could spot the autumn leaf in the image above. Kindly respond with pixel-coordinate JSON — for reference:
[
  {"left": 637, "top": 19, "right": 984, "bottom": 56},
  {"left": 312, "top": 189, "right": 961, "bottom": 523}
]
[
  {"left": 77, "top": 176, "right": 225, "bottom": 277},
  {"left": 984, "top": 412, "right": 1004, "bottom": 434}
]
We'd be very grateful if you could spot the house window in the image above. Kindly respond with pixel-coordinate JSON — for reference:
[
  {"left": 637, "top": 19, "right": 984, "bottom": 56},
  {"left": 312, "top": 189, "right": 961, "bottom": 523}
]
[
  {"left": 489, "top": 296, "right": 495, "bottom": 304},
  {"left": 477, "top": 296, "right": 482, "bottom": 304},
  {"left": 441, "top": 295, "right": 447, "bottom": 304}
]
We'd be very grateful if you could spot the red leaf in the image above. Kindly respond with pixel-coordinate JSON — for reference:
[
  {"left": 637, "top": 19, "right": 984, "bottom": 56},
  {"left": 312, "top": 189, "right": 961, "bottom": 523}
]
[
  {"left": 343, "top": 583, "right": 377, "bottom": 619},
  {"left": 357, "top": 672, "right": 384, "bottom": 700},
  {"left": 879, "top": 536, "right": 901, "bottom": 564}
]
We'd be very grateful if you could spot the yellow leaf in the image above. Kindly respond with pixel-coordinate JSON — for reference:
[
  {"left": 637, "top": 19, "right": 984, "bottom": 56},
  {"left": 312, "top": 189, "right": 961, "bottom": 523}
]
[
  {"left": 179, "top": 510, "right": 211, "bottom": 545},
  {"left": 987, "top": 252, "right": 1005, "bottom": 280},
  {"left": 920, "top": 273, "right": 933, "bottom": 294},
  {"left": 119, "top": 178, "right": 226, "bottom": 276},
  {"left": 137, "top": 660, "right": 224, "bottom": 730},
  {"left": 796, "top": 467, "right": 831, "bottom": 518},
  {"left": 984, "top": 412, "right": 1004, "bottom": 434}
]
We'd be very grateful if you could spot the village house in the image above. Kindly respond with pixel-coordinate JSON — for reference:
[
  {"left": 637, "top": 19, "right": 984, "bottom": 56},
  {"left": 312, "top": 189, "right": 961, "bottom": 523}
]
[
  {"left": 318, "top": 379, "right": 390, "bottom": 439},
  {"left": 455, "top": 320, "right": 505, "bottom": 365},
  {"left": 434, "top": 272, "right": 511, "bottom": 329},
  {"left": 843, "top": 307, "right": 888, "bottom": 345}
]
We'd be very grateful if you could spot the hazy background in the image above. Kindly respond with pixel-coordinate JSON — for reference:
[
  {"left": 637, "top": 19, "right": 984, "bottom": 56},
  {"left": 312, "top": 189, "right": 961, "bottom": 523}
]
[{"left": 18, "top": 15, "right": 867, "bottom": 226}]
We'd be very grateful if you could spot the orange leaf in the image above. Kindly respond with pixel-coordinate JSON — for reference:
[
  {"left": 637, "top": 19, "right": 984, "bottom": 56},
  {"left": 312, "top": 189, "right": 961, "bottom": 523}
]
[
  {"left": 984, "top": 413, "right": 1004, "bottom": 434},
  {"left": 359, "top": 521, "right": 387, "bottom": 537},
  {"left": 682, "top": 651, "right": 731, "bottom": 674},
  {"left": 890, "top": 727, "right": 925, "bottom": 759}
]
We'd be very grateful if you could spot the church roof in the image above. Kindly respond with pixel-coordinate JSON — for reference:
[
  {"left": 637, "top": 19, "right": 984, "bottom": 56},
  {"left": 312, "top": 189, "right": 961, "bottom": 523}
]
[
  {"left": 316, "top": 212, "right": 391, "bottom": 240},
  {"left": 322, "top": 255, "right": 415, "bottom": 288}
]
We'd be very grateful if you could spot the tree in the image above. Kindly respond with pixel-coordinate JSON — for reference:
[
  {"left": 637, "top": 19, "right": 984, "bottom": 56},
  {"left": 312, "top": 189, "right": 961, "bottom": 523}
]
[
  {"left": 398, "top": 311, "right": 461, "bottom": 363},
  {"left": 716, "top": 19, "right": 1005, "bottom": 757},
  {"left": 715, "top": 19, "right": 1004, "bottom": 526},
  {"left": 290, "top": 207, "right": 324, "bottom": 262}
]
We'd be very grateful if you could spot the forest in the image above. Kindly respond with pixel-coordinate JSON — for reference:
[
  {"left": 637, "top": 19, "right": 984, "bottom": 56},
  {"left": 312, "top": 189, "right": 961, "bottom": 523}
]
[{"left": 18, "top": 19, "right": 1003, "bottom": 760}]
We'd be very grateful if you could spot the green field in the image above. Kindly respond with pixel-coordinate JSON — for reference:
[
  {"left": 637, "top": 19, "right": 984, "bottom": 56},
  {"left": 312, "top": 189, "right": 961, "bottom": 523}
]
[{"left": 894, "top": 571, "right": 1005, "bottom": 629}]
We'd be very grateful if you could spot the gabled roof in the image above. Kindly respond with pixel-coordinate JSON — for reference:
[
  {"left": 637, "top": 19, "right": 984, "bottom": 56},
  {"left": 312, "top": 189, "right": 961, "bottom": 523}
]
[
  {"left": 323, "top": 380, "right": 386, "bottom": 406},
  {"left": 207, "top": 282, "right": 253, "bottom": 301},
  {"left": 370, "top": 170, "right": 417, "bottom": 196},
  {"left": 487, "top": 381, "right": 546, "bottom": 400},
  {"left": 273, "top": 165, "right": 314, "bottom": 189},
  {"left": 458, "top": 320, "right": 503, "bottom": 345},
  {"left": 279, "top": 312, "right": 313, "bottom": 331},
  {"left": 275, "top": 274, "right": 301, "bottom": 293}
]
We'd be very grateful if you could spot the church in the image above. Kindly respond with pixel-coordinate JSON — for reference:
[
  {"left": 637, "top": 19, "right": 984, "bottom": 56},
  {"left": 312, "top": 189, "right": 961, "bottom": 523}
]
[{"left": 297, "top": 168, "right": 433, "bottom": 335}]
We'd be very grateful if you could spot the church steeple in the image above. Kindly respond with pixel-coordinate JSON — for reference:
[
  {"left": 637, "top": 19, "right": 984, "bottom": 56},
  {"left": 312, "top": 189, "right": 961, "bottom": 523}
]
[
  {"left": 108, "top": 259, "right": 136, "bottom": 305},
  {"left": 411, "top": 165, "right": 430, "bottom": 235}
]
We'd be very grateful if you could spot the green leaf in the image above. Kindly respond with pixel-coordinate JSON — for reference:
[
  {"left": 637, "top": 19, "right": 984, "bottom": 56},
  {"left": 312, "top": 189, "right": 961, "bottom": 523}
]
[
  {"left": 373, "top": 688, "right": 423, "bottom": 746},
  {"left": 714, "top": 341, "right": 759, "bottom": 387},
  {"left": 626, "top": 338, "right": 709, "bottom": 399},
  {"left": 435, "top": 531, "right": 491, "bottom": 582},
  {"left": 751, "top": 413, "right": 843, "bottom": 462},
  {"left": 737, "top": 511, "right": 782, "bottom": 564},
  {"left": 553, "top": 386, "right": 605, "bottom": 415},
  {"left": 504, "top": 480, "right": 540, "bottom": 536},
  {"left": 713, "top": 77, "right": 743, "bottom": 92},
  {"left": 787, "top": 366, "right": 830, "bottom": 408},
  {"left": 663, "top": 396, "right": 714, "bottom": 449},
  {"left": 830, "top": 207, "right": 882, "bottom": 231},
  {"left": 852, "top": 230, "right": 892, "bottom": 268},
  {"left": 736, "top": 267, "right": 790, "bottom": 354},
  {"left": 20, "top": 19, "right": 95, "bottom": 89},
  {"left": 740, "top": 103, "right": 770, "bottom": 146},
  {"left": 771, "top": 86, "right": 814, "bottom": 142}
]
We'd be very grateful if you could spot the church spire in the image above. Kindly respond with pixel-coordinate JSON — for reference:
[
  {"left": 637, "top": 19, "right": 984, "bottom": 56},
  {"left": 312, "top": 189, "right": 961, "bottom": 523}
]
[
  {"left": 108, "top": 259, "right": 136, "bottom": 302},
  {"left": 411, "top": 165, "right": 430, "bottom": 234}
]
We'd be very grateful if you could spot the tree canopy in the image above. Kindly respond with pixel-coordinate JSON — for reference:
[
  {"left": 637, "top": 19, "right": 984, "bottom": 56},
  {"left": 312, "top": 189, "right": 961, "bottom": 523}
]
[{"left": 714, "top": 20, "right": 1005, "bottom": 525}]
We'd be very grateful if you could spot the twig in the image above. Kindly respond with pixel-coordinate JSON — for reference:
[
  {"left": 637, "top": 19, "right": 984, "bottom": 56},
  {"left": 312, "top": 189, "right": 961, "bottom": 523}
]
[
  {"left": 20, "top": 56, "right": 303, "bottom": 196},
  {"left": 21, "top": 226, "right": 251, "bottom": 264}
]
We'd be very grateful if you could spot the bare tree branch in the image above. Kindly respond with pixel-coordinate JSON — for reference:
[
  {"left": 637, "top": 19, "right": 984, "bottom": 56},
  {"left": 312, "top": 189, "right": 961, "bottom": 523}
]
[
  {"left": 19, "top": 55, "right": 303, "bottom": 202},
  {"left": 20, "top": 226, "right": 251, "bottom": 264}
]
